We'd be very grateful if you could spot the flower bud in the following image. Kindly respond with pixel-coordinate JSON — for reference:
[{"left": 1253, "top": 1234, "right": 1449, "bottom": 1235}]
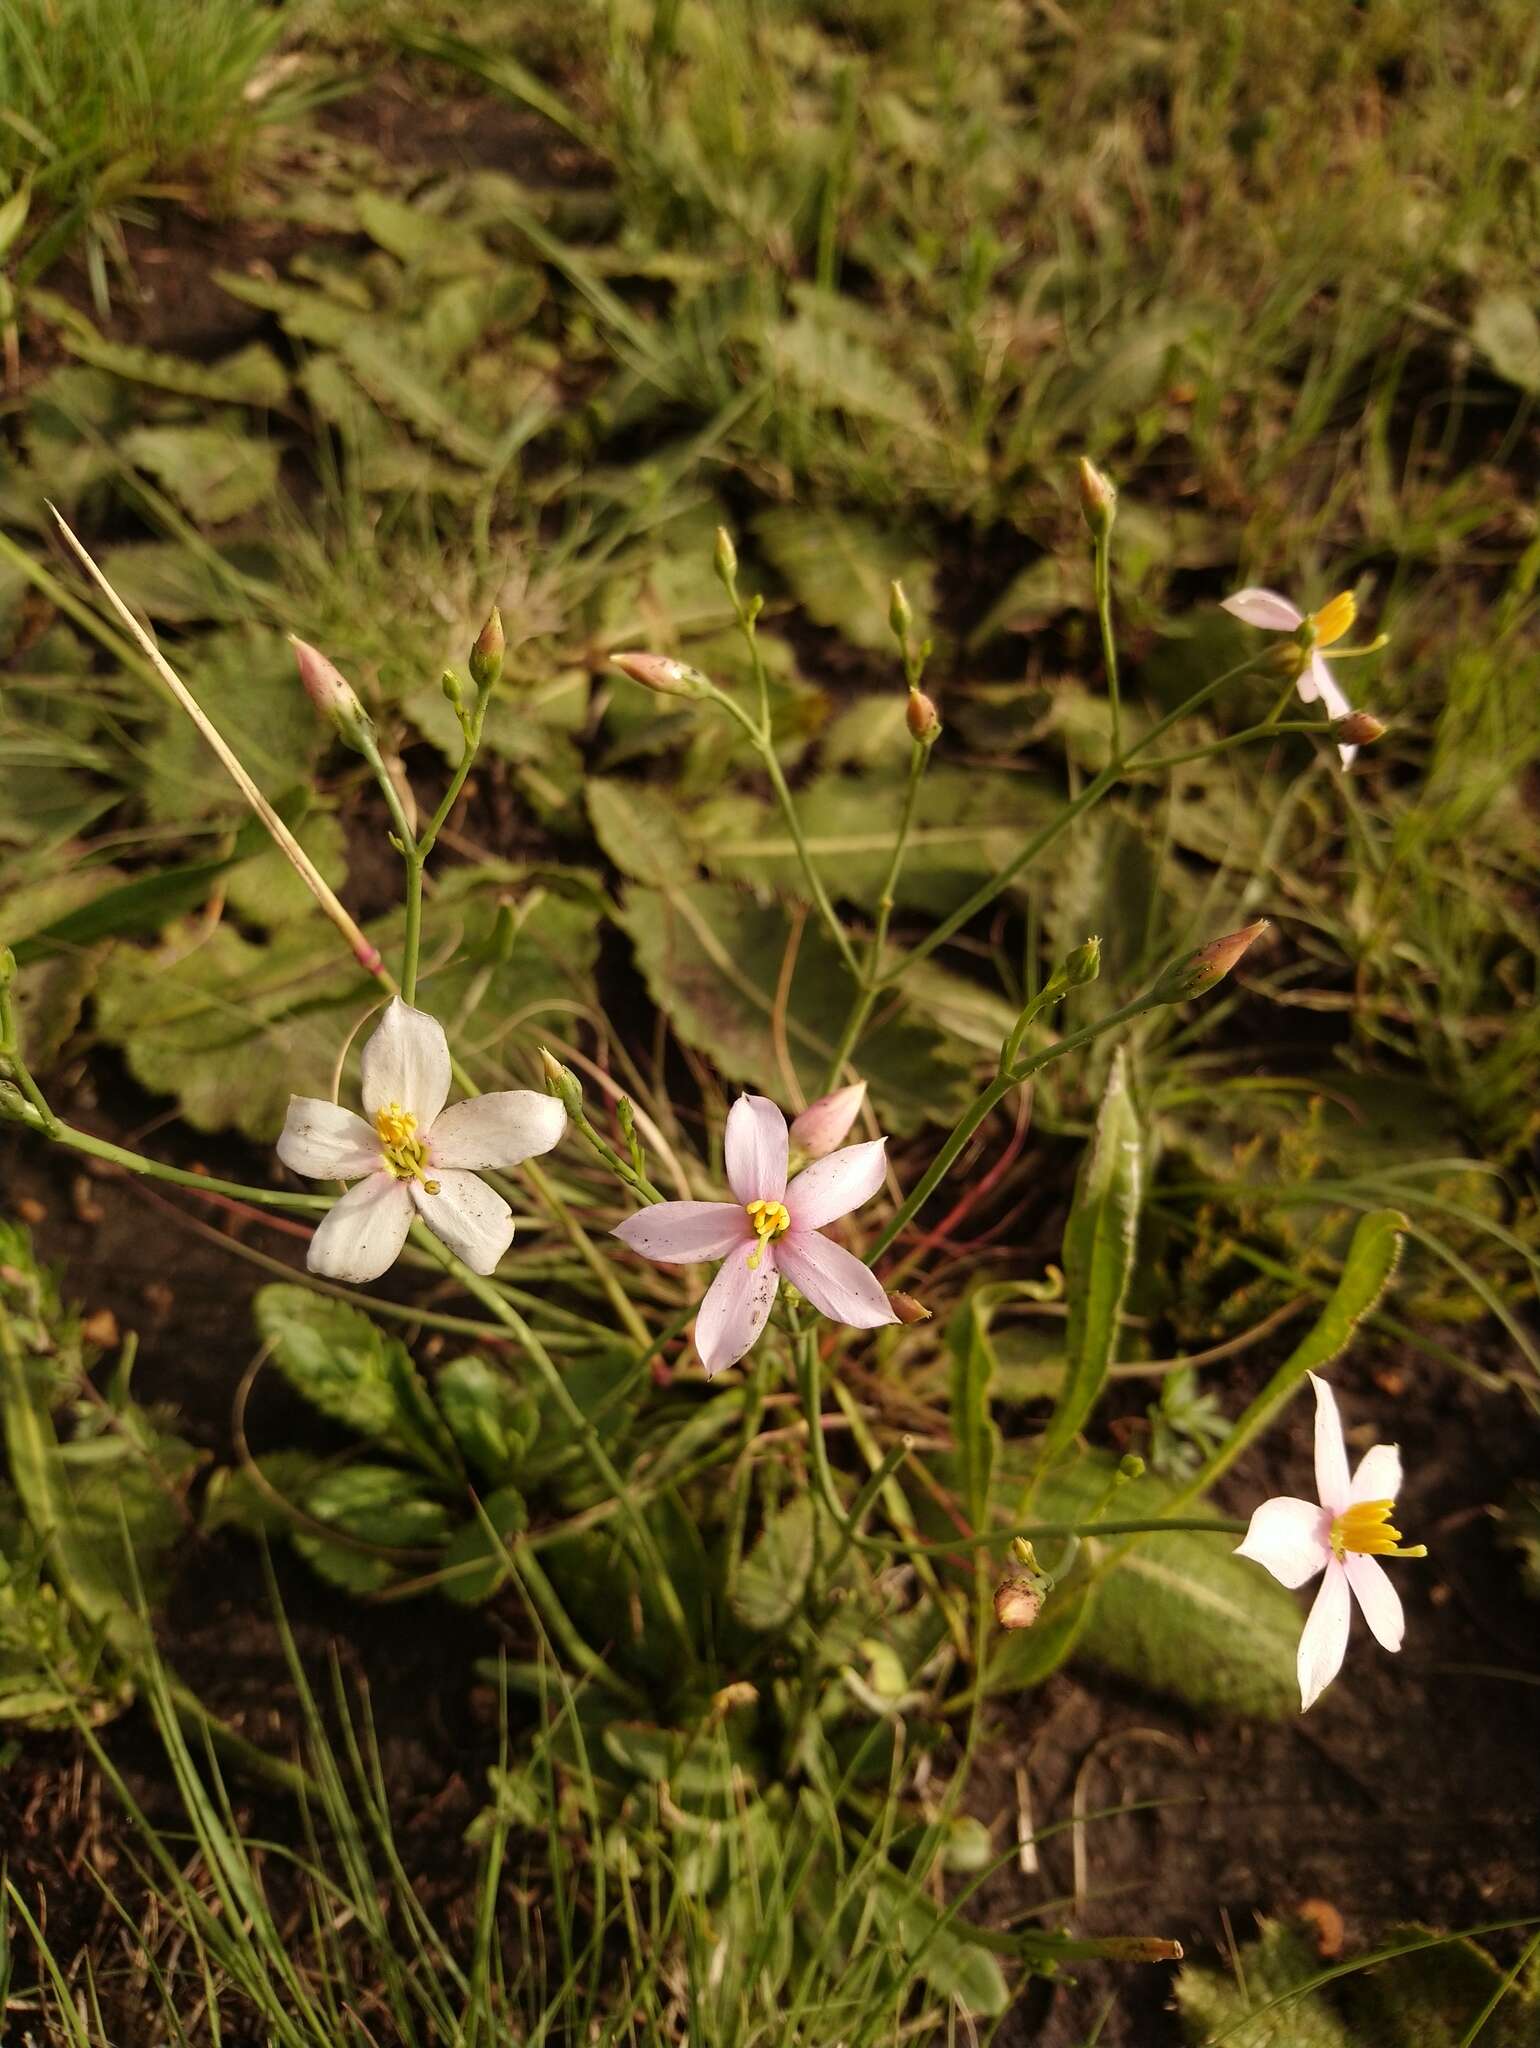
[
  {"left": 1335, "top": 710, "right": 1385, "bottom": 746},
  {"left": 470, "top": 607, "right": 505, "bottom": 691},
  {"left": 790, "top": 1081, "right": 867, "bottom": 1160},
  {"left": 713, "top": 525, "right": 738, "bottom": 591},
  {"left": 442, "top": 668, "right": 466, "bottom": 717},
  {"left": 538, "top": 1047, "right": 584, "bottom": 1120},
  {"left": 888, "top": 1291, "right": 932, "bottom": 1325},
  {"left": 993, "top": 1574, "right": 1044, "bottom": 1630},
  {"left": 1148, "top": 918, "right": 1268, "bottom": 1005},
  {"left": 1064, "top": 935, "right": 1101, "bottom": 987},
  {"left": 290, "top": 638, "right": 375, "bottom": 753},
  {"left": 906, "top": 687, "right": 941, "bottom": 746},
  {"left": 610, "top": 651, "right": 713, "bottom": 701},
  {"left": 1117, "top": 1452, "right": 1146, "bottom": 1483},
  {"left": 1077, "top": 456, "right": 1117, "bottom": 539},
  {"left": 888, "top": 579, "right": 913, "bottom": 644}
]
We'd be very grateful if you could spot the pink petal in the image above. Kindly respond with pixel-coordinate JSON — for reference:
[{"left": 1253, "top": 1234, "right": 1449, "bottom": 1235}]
[
  {"left": 724, "top": 1095, "right": 788, "bottom": 1203},
  {"left": 785, "top": 1138, "right": 889, "bottom": 1231},
  {"left": 1298, "top": 1559, "right": 1352, "bottom": 1712},
  {"left": 361, "top": 998, "right": 451, "bottom": 1126},
  {"left": 790, "top": 1082, "right": 867, "bottom": 1160},
  {"left": 694, "top": 1245, "right": 780, "bottom": 1377},
  {"left": 411, "top": 1170, "right": 514, "bottom": 1275},
  {"left": 429, "top": 1091, "right": 566, "bottom": 1171},
  {"left": 1349, "top": 1442, "right": 1402, "bottom": 1506},
  {"left": 1234, "top": 1496, "right": 1332, "bottom": 1590},
  {"left": 1344, "top": 1552, "right": 1404, "bottom": 1653},
  {"left": 277, "top": 1097, "right": 380, "bottom": 1181},
  {"left": 1221, "top": 587, "right": 1302, "bottom": 632},
  {"left": 307, "top": 1172, "right": 413, "bottom": 1283},
  {"left": 613, "top": 1202, "right": 752, "bottom": 1265},
  {"left": 1309, "top": 1372, "right": 1351, "bottom": 1514},
  {"left": 775, "top": 1229, "right": 897, "bottom": 1330}
]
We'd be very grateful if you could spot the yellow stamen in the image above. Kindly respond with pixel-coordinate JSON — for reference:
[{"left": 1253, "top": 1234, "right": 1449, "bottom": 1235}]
[
  {"left": 374, "top": 1102, "right": 430, "bottom": 1182},
  {"left": 744, "top": 1197, "right": 791, "bottom": 1270},
  {"left": 375, "top": 1103, "right": 417, "bottom": 1149},
  {"left": 1309, "top": 591, "right": 1357, "bottom": 649},
  {"left": 1330, "top": 1498, "right": 1427, "bottom": 1561}
]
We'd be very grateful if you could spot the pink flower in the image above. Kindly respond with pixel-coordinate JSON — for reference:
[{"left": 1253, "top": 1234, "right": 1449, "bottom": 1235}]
[
  {"left": 278, "top": 999, "right": 566, "bottom": 1283},
  {"left": 1220, "top": 587, "right": 1362, "bottom": 767},
  {"left": 1236, "top": 1373, "right": 1425, "bottom": 1711},
  {"left": 612, "top": 1094, "right": 897, "bottom": 1377},
  {"left": 790, "top": 1081, "right": 867, "bottom": 1160}
]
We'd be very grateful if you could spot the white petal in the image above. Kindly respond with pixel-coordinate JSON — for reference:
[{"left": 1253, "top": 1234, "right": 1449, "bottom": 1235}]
[
  {"left": 1344, "top": 1553, "right": 1404, "bottom": 1653},
  {"left": 429, "top": 1091, "right": 566, "bottom": 1171},
  {"left": 277, "top": 1097, "right": 380, "bottom": 1181},
  {"left": 1298, "top": 1560, "right": 1352, "bottom": 1712},
  {"left": 1221, "top": 587, "right": 1302, "bottom": 632},
  {"left": 1308, "top": 650, "right": 1353, "bottom": 722},
  {"left": 360, "top": 998, "right": 450, "bottom": 1126},
  {"left": 1349, "top": 1442, "right": 1402, "bottom": 1506},
  {"left": 1309, "top": 1372, "right": 1351, "bottom": 1514},
  {"left": 307, "top": 1172, "right": 413, "bottom": 1283},
  {"left": 694, "top": 1244, "right": 779, "bottom": 1377},
  {"left": 724, "top": 1095, "right": 788, "bottom": 1204},
  {"left": 411, "top": 1170, "right": 514, "bottom": 1275},
  {"left": 1234, "top": 1496, "right": 1332, "bottom": 1590},
  {"left": 785, "top": 1138, "right": 889, "bottom": 1231},
  {"left": 612, "top": 1202, "right": 752, "bottom": 1264},
  {"left": 775, "top": 1229, "right": 896, "bottom": 1330}
]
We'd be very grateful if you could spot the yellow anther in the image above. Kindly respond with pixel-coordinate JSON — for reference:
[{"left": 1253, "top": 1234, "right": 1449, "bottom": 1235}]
[
  {"left": 423, "top": 1178, "right": 441, "bottom": 1195},
  {"left": 1309, "top": 591, "right": 1357, "bottom": 648},
  {"left": 744, "top": 1197, "right": 791, "bottom": 1270},
  {"left": 1331, "top": 1498, "right": 1426, "bottom": 1562},
  {"left": 374, "top": 1101, "right": 430, "bottom": 1182},
  {"left": 374, "top": 1103, "right": 418, "bottom": 1148}
]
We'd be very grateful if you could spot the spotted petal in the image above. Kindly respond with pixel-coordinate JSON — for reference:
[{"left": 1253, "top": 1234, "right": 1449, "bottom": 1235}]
[
  {"left": 411, "top": 1169, "right": 514, "bottom": 1275},
  {"left": 1298, "top": 1558, "right": 1352, "bottom": 1712},
  {"left": 360, "top": 998, "right": 451, "bottom": 1127},
  {"left": 775, "top": 1229, "right": 896, "bottom": 1330},
  {"left": 1222, "top": 587, "right": 1303, "bottom": 633},
  {"left": 724, "top": 1095, "right": 789, "bottom": 1204},
  {"left": 613, "top": 1201, "right": 752, "bottom": 1265},
  {"left": 277, "top": 1097, "right": 381, "bottom": 1181},
  {"left": 694, "top": 1244, "right": 780, "bottom": 1377},
  {"left": 1235, "top": 1496, "right": 1332, "bottom": 1590},
  {"left": 1344, "top": 1552, "right": 1404, "bottom": 1653},
  {"left": 429, "top": 1091, "right": 566, "bottom": 1171},
  {"left": 1309, "top": 1372, "right": 1351, "bottom": 1515},
  {"left": 306, "top": 1171, "right": 413, "bottom": 1283},
  {"left": 785, "top": 1139, "right": 889, "bottom": 1232}
]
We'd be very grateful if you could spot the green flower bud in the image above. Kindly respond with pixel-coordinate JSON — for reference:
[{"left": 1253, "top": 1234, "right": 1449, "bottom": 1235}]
[
  {"left": 1077, "top": 456, "right": 1117, "bottom": 539},
  {"left": 538, "top": 1047, "right": 584, "bottom": 1120},
  {"left": 1064, "top": 935, "right": 1101, "bottom": 987},
  {"left": 470, "top": 607, "right": 505, "bottom": 691},
  {"left": 713, "top": 525, "right": 739, "bottom": 591},
  {"left": 889, "top": 579, "right": 913, "bottom": 644}
]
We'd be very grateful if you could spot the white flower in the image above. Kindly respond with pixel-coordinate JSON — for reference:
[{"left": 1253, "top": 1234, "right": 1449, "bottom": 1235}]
[
  {"left": 1220, "top": 586, "right": 1364, "bottom": 767},
  {"left": 1236, "top": 1373, "right": 1426, "bottom": 1712},
  {"left": 278, "top": 999, "right": 565, "bottom": 1283}
]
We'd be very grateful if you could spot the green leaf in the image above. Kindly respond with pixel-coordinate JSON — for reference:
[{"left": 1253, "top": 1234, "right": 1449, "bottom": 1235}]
[
  {"left": 59, "top": 327, "right": 288, "bottom": 404},
  {"left": 1471, "top": 291, "right": 1540, "bottom": 394},
  {"left": 730, "top": 1495, "right": 816, "bottom": 1632},
  {"left": 121, "top": 424, "right": 281, "bottom": 523},
  {"left": 293, "top": 1465, "right": 454, "bottom": 1595},
  {"left": 436, "top": 1356, "right": 539, "bottom": 1483},
  {"left": 754, "top": 505, "right": 935, "bottom": 651},
  {"left": 254, "top": 1288, "right": 457, "bottom": 1480},
  {"left": 441, "top": 1486, "right": 528, "bottom": 1605},
  {"left": 870, "top": 1869, "right": 1010, "bottom": 2018},
  {"left": 1041, "top": 1459, "right": 1300, "bottom": 1718},
  {"left": 1038, "top": 1048, "right": 1141, "bottom": 1470}
]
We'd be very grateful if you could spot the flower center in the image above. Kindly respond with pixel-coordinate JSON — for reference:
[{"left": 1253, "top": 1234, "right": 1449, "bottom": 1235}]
[
  {"left": 744, "top": 1198, "right": 790, "bottom": 1270},
  {"left": 1329, "top": 1498, "right": 1427, "bottom": 1562},
  {"left": 373, "top": 1103, "right": 439, "bottom": 1193},
  {"left": 1307, "top": 591, "right": 1356, "bottom": 649}
]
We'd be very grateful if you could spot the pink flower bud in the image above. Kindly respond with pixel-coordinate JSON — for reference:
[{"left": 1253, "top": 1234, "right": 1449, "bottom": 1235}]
[
  {"left": 906, "top": 688, "right": 941, "bottom": 745},
  {"left": 1335, "top": 710, "right": 1386, "bottom": 746},
  {"left": 610, "top": 651, "right": 712, "bottom": 700},
  {"left": 790, "top": 1081, "right": 867, "bottom": 1159},
  {"left": 290, "top": 638, "right": 374, "bottom": 752}
]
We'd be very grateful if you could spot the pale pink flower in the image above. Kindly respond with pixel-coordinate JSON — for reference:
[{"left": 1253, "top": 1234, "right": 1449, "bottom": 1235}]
[
  {"left": 790, "top": 1081, "right": 868, "bottom": 1160},
  {"left": 1220, "top": 586, "right": 1361, "bottom": 767},
  {"left": 612, "top": 1094, "right": 897, "bottom": 1377},
  {"left": 278, "top": 999, "right": 565, "bottom": 1283},
  {"left": 1236, "top": 1373, "right": 1425, "bottom": 1712}
]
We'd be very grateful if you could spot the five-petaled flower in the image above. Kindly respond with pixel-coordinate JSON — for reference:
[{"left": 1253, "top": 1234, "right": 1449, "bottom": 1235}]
[
  {"left": 278, "top": 998, "right": 566, "bottom": 1283},
  {"left": 612, "top": 1094, "right": 897, "bottom": 1377},
  {"left": 1236, "top": 1372, "right": 1426, "bottom": 1712},
  {"left": 1221, "top": 587, "right": 1368, "bottom": 768}
]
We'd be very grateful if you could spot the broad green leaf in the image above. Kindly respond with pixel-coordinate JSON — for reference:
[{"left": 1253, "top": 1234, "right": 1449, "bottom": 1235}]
[
  {"left": 764, "top": 313, "right": 936, "bottom": 439},
  {"left": 871, "top": 1869, "right": 1010, "bottom": 2018},
  {"left": 202, "top": 1452, "right": 328, "bottom": 1539},
  {"left": 1037, "top": 1048, "right": 1141, "bottom": 1471},
  {"left": 754, "top": 505, "right": 935, "bottom": 650},
  {"left": 254, "top": 1287, "right": 456, "bottom": 1480},
  {"left": 121, "top": 425, "right": 281, "bottom": 524},
  {"left": 1345, "top": 1925, "right": 1540, "bottom": 2047},
  {"left": 436, "top": 1356, "right": 539, "bottom": 1483},
  {"left": 587, "top": 776, "right": 695, "bottom": 889},
  {"left": 293, "top": 1465, "right": 454, "bottom": 1594},
  {"left": 338, "top": 327, "right": 500, "bottom": 468},
  {"left": 441, "top": 1486, "right": 528, "bottom": 1605},
  {"left": 59, "top": 327, "right": 288, "bottom": 404},
  {"left": 730, "top": 1495, "right": 816, "bottom": 1632},
  {"left": 1471, "top": 291, "right": 1540, "bottom": 394}
]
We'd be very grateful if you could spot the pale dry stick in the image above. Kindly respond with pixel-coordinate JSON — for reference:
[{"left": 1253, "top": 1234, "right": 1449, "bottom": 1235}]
[{"left": 49, "top": 508, "right": 386, "bottom": 979}]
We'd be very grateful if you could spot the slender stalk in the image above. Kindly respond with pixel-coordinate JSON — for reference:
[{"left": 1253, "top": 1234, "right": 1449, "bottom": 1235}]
[
  {"left": 1092, "top": 521, "right": 1121, "bottom": 762},
  {"left": 823, "top": 737, "right": 928, "bottom": 1089},
  {"left": 0, "top": 983, "right": 59, "bottom": 1134},
  {"left": 2, "top": 1107, "right": 329, "bottom": 1212},
  {"left": 520, "top": 1158, "right": 651, "bottom": 1348},
  {"left": 757, "top": 741, "right": 862, "bottom": 978}
]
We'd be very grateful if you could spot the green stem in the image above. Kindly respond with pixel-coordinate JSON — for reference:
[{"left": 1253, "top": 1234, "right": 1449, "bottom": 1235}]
[
  {"left": 520, "top": 1158, "right": 652, "bottom": 1348},
  {"left": 867, "top": 990, "right": 1155, "bottom": 1260},
  {"left": 1093, "top": 525, "right": 1120, "bottom": 762},
  {"left": 823, "top": 737, "right": 928, "bottom": 1089},
  {"left": 8, "top": 1112, "right": 329, "bottom": 1212},
  {"left": 0, "top": 985, "right": 59, "bottom": 1134},
  {"left": 758, "top": 741, "right": 862, "bottom": 978}
]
